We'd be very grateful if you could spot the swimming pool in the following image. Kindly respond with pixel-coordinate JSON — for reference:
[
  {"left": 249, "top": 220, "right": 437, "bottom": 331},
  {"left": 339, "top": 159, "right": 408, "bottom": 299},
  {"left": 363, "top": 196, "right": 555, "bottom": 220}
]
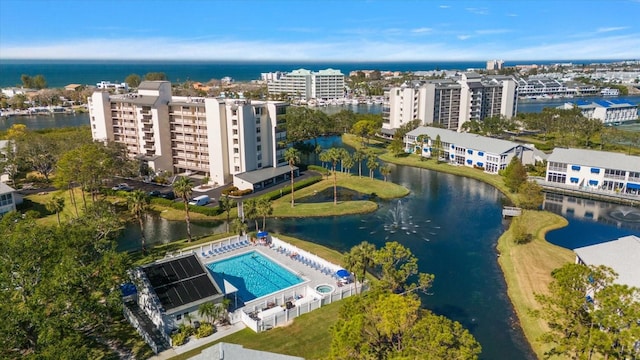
[{"left": 206, "top": 251, "right": 304, "bottom": 302}]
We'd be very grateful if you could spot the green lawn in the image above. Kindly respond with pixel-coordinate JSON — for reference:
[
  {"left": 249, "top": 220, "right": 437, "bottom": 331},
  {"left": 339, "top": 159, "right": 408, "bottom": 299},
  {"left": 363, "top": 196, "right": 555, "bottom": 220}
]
[
  {"left": 171, "top": 290, "right": 343, "bottom": 360},
  {"left": 497, "top": 210, "right": 574, "bottom": 359}
]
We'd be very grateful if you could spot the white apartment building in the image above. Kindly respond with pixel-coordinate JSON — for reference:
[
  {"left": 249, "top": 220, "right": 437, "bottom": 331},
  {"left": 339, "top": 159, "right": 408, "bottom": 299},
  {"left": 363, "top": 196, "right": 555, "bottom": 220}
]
[
  {"left": 383, "top": 73, "right": 517, "bottom": 132},
  {"left": 267, "top": 68, "right": 344, "bottom": 100},
  {"left": 486, "top": 59, "right": 504, "bottom": 70},
  {"left": 89, "top": 81, "right": 290, "bottom": 190},
  {"left": 558, "top": 99, "right": 638, "bottom": 125},
  {"left": 545, "top": 148, "right": 640, "bottom": 196},
  {"left": 404, "top": 126, "right": 535, "bottom": 174},
  {"left": 97, "top": 81, "right": 129, "bottom": 92}
]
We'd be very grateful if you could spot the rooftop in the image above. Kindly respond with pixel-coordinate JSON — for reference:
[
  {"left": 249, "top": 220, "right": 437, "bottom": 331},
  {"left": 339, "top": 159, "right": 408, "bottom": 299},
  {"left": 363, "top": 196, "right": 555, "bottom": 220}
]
[
  {"left": 0, "top": 182, "right": 16, "bottom": 194},
  {"left": 574, "top": 235, "right": 640, "bottom": 288},
  {"left": 547, "top": 148, "right": 640, "bottom": 173},
  {"left": 141, "top": 254, "right": 222, "bottom": 312},
  {"left": 406, "top": 127, "right": 532, "bottom": 155},
  {"left": 235, "top": 165, "right": 298, "bottom": 185},
  {"left": 139, "top": 81, "right": 169, "bottom": 90}
]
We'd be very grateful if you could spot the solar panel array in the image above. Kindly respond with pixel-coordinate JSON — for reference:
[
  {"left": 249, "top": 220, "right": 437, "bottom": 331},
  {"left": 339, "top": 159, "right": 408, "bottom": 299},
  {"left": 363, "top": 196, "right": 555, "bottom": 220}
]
[{"left": 143, "top": 255, "right": 220, "bottom": 311}]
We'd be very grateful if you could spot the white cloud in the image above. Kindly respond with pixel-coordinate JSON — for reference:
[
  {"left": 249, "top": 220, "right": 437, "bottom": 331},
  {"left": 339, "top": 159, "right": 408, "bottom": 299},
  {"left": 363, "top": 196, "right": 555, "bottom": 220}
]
[
  {"left": 475, "top": 29, "right": 511, "bottom": 35},
  {"left": 596, "top": 26, "right": 629, "bottom": 33},
  {"left": 439, "top": 5, "right": 450, "bottom": 8},
  {"left": 506, "top": 13, "right": 518, "bottom": 17},
  {"left": 1, "top": 33, "right": 639, "bottom": 61},
  {"left": 411, "top": 27, "right": 433, "bottom": 33},
  {"left": 465, "top": 7, "right": 488, "bottom": 15}
]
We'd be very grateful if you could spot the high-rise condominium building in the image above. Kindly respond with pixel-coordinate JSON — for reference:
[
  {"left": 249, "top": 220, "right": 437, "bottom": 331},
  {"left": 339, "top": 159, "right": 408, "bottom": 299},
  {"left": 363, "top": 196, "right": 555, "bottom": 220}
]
[
  {"left": 88, "top": 81, "right": 289, "bottom": 189},
  {"left": 267, "top": 68, "right": 344, "bottom": 100},
  {"left": 382, "top": 73, "right": 518, "bottom": 132}
]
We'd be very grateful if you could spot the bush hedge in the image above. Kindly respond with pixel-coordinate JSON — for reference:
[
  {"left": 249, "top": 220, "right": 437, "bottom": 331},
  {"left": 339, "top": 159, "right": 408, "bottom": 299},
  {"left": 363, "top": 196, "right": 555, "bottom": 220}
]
[
  {"left": 261, "top": 176, "right": 322, "bottom": 201},
  {"left": 150, "top": 197, "right": 223, "bottom": 216},
  {"left": 171, "top": 331, "right": 188, "bottom": 346},
  {"left": 195, "top": 322, "right": 215, "bottom": 339},
  {"left": 307, "top": 165, "right": 329, "bottom": 176}
]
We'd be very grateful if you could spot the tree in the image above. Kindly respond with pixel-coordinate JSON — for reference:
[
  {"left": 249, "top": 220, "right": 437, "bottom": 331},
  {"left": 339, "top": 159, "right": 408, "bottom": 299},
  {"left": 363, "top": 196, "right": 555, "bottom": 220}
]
[
  {"left": 379, "top": 164, "right": 391, "bottom": 182},
  {"left": 502, "top": 156, "right": 527, "bottom": 193},
  {"left": 284, "top": 147, "right": 300, "bottom": 208},
  {"left": 518, "top": 182, "right": 543, "bottom": 210},
  {"left": 173, "top": 176, "right": 194, "bottom": 242},
  {"left": 388, "top": 137, "right": 405, "bottom": 157},
  {"left": 231, "top": 217, "right": 248, "bottom": 236},
  {"left": 415, "top": 134, "right": 429, "bottom": 160},
  {"left": 0, "top": 207, "right": 129, "bottom": 359},
  {"left": 351, "top": 119, "right": 378, "bottom": 145},
  {"left": 127, "top": 190, "right": 150, "bottom": 252},
  {"left": 125, "top": 73, "right": 141, "bottom": 88},
  {"left": 330, "top": 109, "right": 357, "bottom": 134},
  {"left": 198, "top": 302, "right": 218, "bottom": 324},
  {"left": 344, "top": 241, "right": 376, "bottom": 295},
  {"left": 534, "top": 263, "right": 639, "bottom": 359},
  {"left": 0, "top": 140, "right": 19, "bottom": 184},
  {"left": 19, "top": 133, "right": 58, "bottom": 181},
  {"left": 320, "top": 148, "right": 343, "bottom": 205},
  {"left": 256, "top": 197, "right": 273, "bottom": 231},
  {"left": 243, "top": 198, "right": 259, "bottom": 231},
  {"left": 144, "top": 72, "right": 167, "bottom": 81},
  {"left": 352, "top": 149, "right": 365, "bottom": 177},
  {"left": 329, "top": 292, "right": 481, "bottom": 360},
  {"left": 374, "top": 241, "right": 434, "bottom": 294},
  {"left": 218, "top": 195, "right": 235, "bottom": 233},
  {"left": 45, "top": 196, "right": 65, "bottom": 226},
  {"left": 366, "top": 152, "right": 379, "bottom": 179}
]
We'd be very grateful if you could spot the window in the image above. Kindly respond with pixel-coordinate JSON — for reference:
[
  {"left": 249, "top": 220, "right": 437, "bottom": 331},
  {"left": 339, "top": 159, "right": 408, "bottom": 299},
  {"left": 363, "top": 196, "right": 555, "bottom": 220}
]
[
  {"left": 234, "top": 166, "right": 240, "bottom": 172},
  {"left": 547, "top": 172, "right": 567, "bottom": 183},
  {"left": 176, "top": 314, "right": 182, "bottom": 320},
  {"left": 257, "top": 145, "right": 261, "bottom": 151}
]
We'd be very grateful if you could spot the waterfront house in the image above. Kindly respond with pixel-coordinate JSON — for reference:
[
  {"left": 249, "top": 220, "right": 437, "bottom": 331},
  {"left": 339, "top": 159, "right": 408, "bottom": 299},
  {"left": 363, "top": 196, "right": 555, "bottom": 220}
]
[
  {"left": 404, "top": 126, "right": 535, "bottom": 174},
  {"left": 574, "top": 235, "right": 640, "bottom": 289},
  {"left": 0, "top": 182, "right": 17, "bottom": 216},
  {"left": 557, "top": 99, "right": 638, "bottom": 125},
  {"left": 545, "top": 148, "right": 640, "bottom": 196}
]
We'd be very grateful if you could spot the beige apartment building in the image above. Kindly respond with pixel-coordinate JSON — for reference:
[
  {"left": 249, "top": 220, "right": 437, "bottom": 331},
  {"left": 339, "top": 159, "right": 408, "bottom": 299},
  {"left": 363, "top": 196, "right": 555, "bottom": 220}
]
[
  {"left": 89, "top": 81, "right": 290, "bottom": 190},
  {"left": 267, "top": 68, "right": 345, "bottom": 100}
]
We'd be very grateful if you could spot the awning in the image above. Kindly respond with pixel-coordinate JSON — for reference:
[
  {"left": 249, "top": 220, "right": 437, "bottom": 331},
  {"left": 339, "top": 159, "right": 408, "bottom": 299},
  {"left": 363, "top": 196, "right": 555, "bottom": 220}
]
[
  {"left": 222, "top": 279, "right": 238, "bottom": 295},
  {"left": 570, "top": 177, "right": 579, "bottom": 183},
  {"left": 589, "top": 180, "right": 598, "bottom": 186},
  {"left": 590, "top": 168, "right": 600, "bottom": 174},
  {"left": 571, "top": 165, "right": 581, "bottom": 171},
  {"left": 466, "top": 159, "right": 472, "bottom": 164},
  {"left": 257, "top": 231, "right": 268, "bottom": 237},
  {"left": 336, "top": 269, "right": 350, "bottom": 278},
  {"left": 477, "top": 162, "right": 484, "bottom": 167},
  {"left": 627, "top": 182, "right": 640, "bottom": 190}
]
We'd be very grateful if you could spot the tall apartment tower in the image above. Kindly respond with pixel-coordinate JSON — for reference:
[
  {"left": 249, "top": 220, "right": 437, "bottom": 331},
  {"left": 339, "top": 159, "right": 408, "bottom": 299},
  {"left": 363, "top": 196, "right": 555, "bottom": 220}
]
[
  {"left": 486, "top": 59, "right": 505, "bottom": 70},
  {"left": 89, "top": 81, "right": 288, "bottom": 187},
  {"left": 382, "top": 73, "right": 518, "bottom": 132},
  {"left": 267, "top": 68, "right": 344, "bottom": 100}
]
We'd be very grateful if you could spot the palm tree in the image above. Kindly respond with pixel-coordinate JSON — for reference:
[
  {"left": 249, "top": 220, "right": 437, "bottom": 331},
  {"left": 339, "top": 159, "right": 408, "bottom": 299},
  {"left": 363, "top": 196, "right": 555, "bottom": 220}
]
[
  {"left": 256, "top": 197, "right": 273, "bottom": 231},
  {"left": 243, "top": 198, "right": 259, "bottom": 231},
  {"left": 320, "top": 148, "right": 343, "bottom": 205},
  {"left": 284, "top": 147, "right": 300, "bottom": 208},
  {"left": 173, "top": 176, "right": 194, "bottom": 242},
  {"left": 416, "top": 134, "right": 429, "bottom": 161},
  {"left": 218, "top": 195, "right": 235, "bottom": 233},
  {"left": 342, "top": 154, "right": 354, "bottom": 175},
  {"left": 344, "top": 241, "right": 376, "bottom": 295},
  {"left": 45, "top": 196, "right": 65, "bottom": 226},
  {"left": 127, "top": 189, "right": 150, "bottom": 252},
  {"left": 231, "top": 217, "right": 248, "bottom": 236},
  {"left": 366, "top": 152, "right": 379, "bottom": 179},
  {"left": 352, "top": 149, "right": 365, "bottom": 177},
  {"left": 198, "top": 302, "right": 218, "bottom": 324},
  {"left": 380, "top": 164, "right": 391, "bottom": 182}
]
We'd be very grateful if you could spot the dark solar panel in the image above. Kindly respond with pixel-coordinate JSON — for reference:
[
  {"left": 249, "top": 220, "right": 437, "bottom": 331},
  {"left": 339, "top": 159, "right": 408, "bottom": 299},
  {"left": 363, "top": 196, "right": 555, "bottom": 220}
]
[{"left": 142, "top": 254, "right": 220, "bottom": 311}]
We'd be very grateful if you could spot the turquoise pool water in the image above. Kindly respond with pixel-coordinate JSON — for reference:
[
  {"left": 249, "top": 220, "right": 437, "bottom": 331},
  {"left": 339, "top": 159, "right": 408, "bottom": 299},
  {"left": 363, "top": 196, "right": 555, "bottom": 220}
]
[{"left": 206, "top": 251, "right": 303, "bottom": 302}]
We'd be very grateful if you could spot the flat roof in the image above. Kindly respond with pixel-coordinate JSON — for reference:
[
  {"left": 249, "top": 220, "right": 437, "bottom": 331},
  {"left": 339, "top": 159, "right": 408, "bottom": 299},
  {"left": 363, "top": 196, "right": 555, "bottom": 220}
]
[
  {"left": 574, "top": 235, "right": 640, "bottom": 288},
  {"left": 547, "top": 147, "right": 640, "bottom": 173},
  {"left": 406, "top": 126, "right": 532, "bottom": 155},
  {"left": 138, "top": 81, "right": 168, "bottom": 90},
  {"left": 235, "top": 165, "right": 297, "bottom": 184},
  {"left": 142, "top": 254, "right": 221, "bottom": 312}
]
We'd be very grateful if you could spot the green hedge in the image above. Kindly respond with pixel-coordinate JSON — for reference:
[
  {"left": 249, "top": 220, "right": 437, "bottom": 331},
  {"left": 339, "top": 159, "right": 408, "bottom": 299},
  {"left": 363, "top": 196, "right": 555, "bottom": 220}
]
[
  {"left": 307, "top": 165, "right": 329, "bottom": 176},
  {"left": 260, "top": 176, "right": 322, "bottom": 201},
  {"left": 150, "top": 197, "right": 222, "bottom": 216}
]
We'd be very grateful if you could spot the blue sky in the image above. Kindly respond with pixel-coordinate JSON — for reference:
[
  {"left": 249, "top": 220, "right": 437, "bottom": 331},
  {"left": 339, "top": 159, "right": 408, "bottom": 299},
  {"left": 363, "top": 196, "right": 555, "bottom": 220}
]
[{"left": 1, "top": 0, "right": 639, "bottom": 61}]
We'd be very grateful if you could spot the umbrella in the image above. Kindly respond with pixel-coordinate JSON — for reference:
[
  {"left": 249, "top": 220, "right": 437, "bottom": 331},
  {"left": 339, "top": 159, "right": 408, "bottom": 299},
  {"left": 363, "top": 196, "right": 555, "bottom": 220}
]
[
  {"left": 336, "top": 269, "right": 350, "bottom": 278},
  {"left": 257, "top": 231, "right": 268, "bottom": 237}
]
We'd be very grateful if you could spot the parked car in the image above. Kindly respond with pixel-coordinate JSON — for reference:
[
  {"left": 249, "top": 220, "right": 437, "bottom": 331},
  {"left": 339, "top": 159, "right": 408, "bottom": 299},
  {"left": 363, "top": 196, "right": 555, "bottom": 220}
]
[
  {"left": 159, "top": 191, "right": 176, "bottom": 200},
  {"left": 112, "top": 183, "right": 133, "bottom": 192},
  {"left": 188, "top": 195, "right": 210, "bottom": 206},
  {"left": 148, "top": 190, "right": 162, "bottom": 197}
]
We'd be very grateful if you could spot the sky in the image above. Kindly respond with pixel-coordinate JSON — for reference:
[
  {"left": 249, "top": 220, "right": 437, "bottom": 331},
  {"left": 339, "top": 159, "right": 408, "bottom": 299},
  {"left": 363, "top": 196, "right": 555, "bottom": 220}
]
[{"left": 1, "top": 0, "right": 640, "bottom": 61}]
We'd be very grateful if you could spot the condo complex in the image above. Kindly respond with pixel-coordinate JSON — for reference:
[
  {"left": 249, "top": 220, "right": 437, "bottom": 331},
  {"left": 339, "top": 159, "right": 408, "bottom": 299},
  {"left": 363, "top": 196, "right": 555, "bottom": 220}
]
[
  {"left": 88, "top": 81, "right": 294, "bottom": 191},
  {"left": 265, "top": 68, "right": 345, "bottom": 101}
]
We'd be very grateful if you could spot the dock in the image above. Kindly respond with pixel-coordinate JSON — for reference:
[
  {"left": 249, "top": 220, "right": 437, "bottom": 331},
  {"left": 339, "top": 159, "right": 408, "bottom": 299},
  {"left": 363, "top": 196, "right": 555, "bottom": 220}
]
[{"left": 502, "top": 206, "right": 522, "bottom": 218}]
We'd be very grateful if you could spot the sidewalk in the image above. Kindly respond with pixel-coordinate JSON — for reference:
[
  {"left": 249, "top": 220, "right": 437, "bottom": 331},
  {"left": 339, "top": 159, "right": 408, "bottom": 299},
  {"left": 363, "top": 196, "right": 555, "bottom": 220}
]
[{"left": 149, "top": 322, "right": 246, "bottom": 360}]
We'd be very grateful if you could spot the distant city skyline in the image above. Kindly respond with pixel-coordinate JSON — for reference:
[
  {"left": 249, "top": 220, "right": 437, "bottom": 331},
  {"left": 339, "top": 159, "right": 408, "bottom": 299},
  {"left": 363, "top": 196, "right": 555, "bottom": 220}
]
[{"left": 1, "top": 0, "right": 639, "bottom": 61}]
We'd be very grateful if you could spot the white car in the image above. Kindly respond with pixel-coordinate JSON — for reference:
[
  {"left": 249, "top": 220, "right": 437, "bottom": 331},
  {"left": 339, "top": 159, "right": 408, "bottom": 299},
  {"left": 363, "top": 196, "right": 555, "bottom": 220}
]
[{"left": 112, "top": 183, "right": 133, "bottom": 191}]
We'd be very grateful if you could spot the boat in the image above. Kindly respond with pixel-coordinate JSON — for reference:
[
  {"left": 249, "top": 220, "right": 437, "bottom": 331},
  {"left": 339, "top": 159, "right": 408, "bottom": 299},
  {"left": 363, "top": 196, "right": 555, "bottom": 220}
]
[{"left": 600, "top": 87, "right": 620, "bottom": 96}]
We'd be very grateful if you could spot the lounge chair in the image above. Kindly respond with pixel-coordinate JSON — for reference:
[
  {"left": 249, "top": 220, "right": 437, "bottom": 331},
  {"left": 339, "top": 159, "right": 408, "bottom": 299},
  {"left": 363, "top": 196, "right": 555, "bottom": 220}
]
[
  {"left": 208, "top": 250, "right": 215, "bottom": 256},
  {"left": 201, "top": 252, "right": 208, "bottom": 258}
]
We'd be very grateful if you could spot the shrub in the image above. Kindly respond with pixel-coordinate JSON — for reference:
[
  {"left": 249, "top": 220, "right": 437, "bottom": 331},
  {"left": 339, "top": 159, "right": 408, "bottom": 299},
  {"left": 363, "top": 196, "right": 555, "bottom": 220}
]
[
  {"left": 261, "top": 176, "right": 322, "bottom": 201},
  {"left": 307, "top": 165, "right": 329, "bottom": 176},
  {"left": 195, "top": 322, "right": 215, "bottom": 339},
  {"left": 221, "top": 186, "right": 238, "bottom": 196},
  {"left": 171, "top": 331, "right": 188, "bottom": 346},
  {"left": 229, "top": 188, "right": 252, "bottom": 196},
  {"left": 512, "top": 219, "right": 533, "bottom": 245}
]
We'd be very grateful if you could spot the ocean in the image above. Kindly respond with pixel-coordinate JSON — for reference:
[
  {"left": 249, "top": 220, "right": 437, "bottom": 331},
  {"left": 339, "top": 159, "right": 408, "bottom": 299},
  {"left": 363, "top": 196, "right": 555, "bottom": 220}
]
[{"left": 0, "top": 59, "right": 623, "bottom": 88}]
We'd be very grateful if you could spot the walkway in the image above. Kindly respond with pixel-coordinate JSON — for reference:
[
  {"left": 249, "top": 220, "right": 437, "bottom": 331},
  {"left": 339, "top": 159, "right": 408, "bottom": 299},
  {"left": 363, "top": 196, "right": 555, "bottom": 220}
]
[{"left": 148, "top": 322, "right": 246, "bottom": 360}]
